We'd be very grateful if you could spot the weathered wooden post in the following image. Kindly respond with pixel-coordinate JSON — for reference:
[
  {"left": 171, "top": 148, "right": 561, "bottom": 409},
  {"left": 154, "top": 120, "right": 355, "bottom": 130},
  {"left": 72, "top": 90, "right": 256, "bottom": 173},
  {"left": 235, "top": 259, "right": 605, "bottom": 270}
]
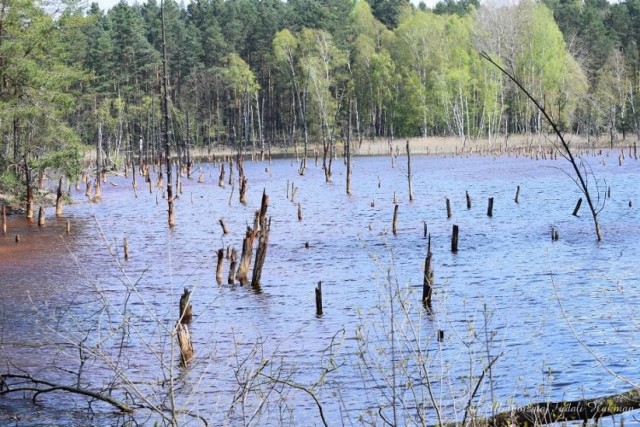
[
  {"left": 392, "top": 204, "right": 399, "bottom": 236},
  {"left": 37, "top": 207, "right": 45, "bottom": 227},
  {"left": 176, "top": 323, "right": 194, "bottom": 366},
  {"left": 66, "top": 219, "right": 71, "bottom": 234},
  {"left": 179, "top": 288, "right": 193, "bottom": 324},
  {"left": 406, "top": 140, "right": 414, "bottom": 202},
  {"left": 251, "top": 217, "right": 271, "bottom": 287},
  {"left": 451, "top": 225, "right": 459, "bottom": 253},
  {"left": 239, "top": 175, "right": 248, "bottom": 204},
  {"left": 572, "top": 198, "right": 582, "bottom": 216},
  {"left": 515, "top": 185, "right": 520, "bottom": 204},
  {"left": 218, "top": 163, "right": 226, "bottom": 187},
  {"left": 446, "top": 198, "right": 452, "bottom": 219},
  {"left": 315, "top": 281, "right": 323, "bottom": 316},
  {"left": 423, "top": 235, "right": 434, "bottom": 309},
  {"left": 466, "top": 190, "right": 471, "bottom": 209},
  {"left": 487, "top": 197, "right": 494, "bottom": 217},
  {"left": 124, "top": 238, "right": 129, "bottom": 260},
  {"left": 297, "top": 203, "right": 303, "bottom": 221},
  {"left": 216, "top": 248, "right": 224, "bottom": 284},
  {"left": 228, "top": 248, "right": 238, "bottom": 284},
  {"left": 56, "top": 178, "right": 63, "bottom": 216},
  {"left": 219, "top": 219, "right": 229, "bottom": 235}
]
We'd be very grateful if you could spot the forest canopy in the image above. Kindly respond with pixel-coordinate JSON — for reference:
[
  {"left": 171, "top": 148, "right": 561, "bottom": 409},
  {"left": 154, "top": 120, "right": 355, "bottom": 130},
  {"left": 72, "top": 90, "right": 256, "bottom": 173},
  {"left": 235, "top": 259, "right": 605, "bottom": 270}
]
[{"left": 0, "top": 0, "right": 638, "bottom": 190}]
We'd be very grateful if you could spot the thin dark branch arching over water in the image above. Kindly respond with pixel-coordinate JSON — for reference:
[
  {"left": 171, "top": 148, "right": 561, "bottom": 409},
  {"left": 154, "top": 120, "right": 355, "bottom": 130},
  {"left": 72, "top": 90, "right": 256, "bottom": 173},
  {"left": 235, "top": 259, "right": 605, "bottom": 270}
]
[{"left": 479, "top": 51, "right": 603, "bottom": 241}]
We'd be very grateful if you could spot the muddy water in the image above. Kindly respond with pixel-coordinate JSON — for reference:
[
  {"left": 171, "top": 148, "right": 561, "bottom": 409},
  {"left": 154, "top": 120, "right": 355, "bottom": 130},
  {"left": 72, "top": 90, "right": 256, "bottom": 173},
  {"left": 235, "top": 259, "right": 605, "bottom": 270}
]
[{"left": 1, "top": 151, "right": 640, "bottom": 425}]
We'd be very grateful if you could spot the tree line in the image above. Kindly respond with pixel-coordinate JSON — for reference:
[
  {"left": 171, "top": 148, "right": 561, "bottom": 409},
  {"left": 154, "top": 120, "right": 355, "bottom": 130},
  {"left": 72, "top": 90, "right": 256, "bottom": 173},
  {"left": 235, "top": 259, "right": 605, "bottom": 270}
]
[{"left": 0, "top": 0, "right": 638, "bottom": 189}]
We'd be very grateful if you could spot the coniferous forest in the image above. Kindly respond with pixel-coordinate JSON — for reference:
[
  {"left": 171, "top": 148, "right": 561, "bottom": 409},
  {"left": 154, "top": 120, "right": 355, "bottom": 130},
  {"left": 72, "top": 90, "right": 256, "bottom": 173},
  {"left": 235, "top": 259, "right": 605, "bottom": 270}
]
[{"left": 1, "top": 0, "right": 640, "bottom": 188}]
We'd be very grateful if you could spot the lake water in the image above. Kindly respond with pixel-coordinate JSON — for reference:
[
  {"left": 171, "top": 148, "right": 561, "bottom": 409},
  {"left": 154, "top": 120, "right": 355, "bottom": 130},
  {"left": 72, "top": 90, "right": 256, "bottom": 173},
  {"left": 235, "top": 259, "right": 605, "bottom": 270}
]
[{"left": 1, "top": 149, "right": 640, "bottom": 426}]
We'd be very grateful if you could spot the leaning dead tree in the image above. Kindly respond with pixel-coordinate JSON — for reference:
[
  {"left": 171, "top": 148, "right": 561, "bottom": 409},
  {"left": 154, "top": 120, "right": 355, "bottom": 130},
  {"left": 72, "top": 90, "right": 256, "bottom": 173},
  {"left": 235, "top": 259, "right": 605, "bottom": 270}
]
[{"left": 480, "top": 51, "right": 604, "bottom": 241}]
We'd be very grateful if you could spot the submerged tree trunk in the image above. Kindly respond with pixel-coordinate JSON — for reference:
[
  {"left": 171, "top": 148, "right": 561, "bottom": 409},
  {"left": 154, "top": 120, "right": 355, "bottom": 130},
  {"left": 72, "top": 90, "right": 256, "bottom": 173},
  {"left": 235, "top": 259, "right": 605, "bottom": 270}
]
[{"left": 161, "top": 0, "right": 174, "bottom": 227}]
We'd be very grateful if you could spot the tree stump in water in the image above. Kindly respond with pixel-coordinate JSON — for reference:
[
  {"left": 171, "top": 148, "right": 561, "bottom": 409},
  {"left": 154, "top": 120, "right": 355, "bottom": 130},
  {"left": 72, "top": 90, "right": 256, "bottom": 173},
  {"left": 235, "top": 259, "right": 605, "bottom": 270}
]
[
  {"left": 392, "top": 204, "right": 399, "bottom": 236},
  {"left": 423, "top": 235, "right": 434, "bottom": 309},
  {"left": 297, "top": 203, "right": 302, "bottom": 221},
  {"left": 487, "top": 197, "right": 494, "bottom": 217},
  {"left": 56, "top": 178, "right": 63, "bottom": 216},
  {"left": 239, "top": 175, "right": 248, "bottom": 204},
  {"left": 315, "top": 281, "right": 323, "bottom": 316},
  {"left": 514, "top": 185, "right": 520, "bottom": 204},
  {"left": 219, "top": 219, "right": 229, "bottom": 235},
  {"left": 446, "top": 198, "right": 452, "bottom": 218},
  {"left": 176, "top": 323, "right": 194, "bottom": 366},
  {"left": 451, "top": 225, "right": 459, "bottom": 252},
  {"left": 37, "top": 207, "right": 45, "bottom": 227},
  {"left": 251, "top": 217, "right": 271, "bottom": 287},
  {"left": 466, "top": 190, "right": 471, "bottom": 209},
  {"left": 179, "top": 288, "right": 193, "bottom": 324},
  {"left": 228, "top": 248, "right": 238, "bottom": 284},
  {"left": 218, "top": 164, "right": 225, "bottom": 187},
  {"left": 123, "top": 238, "right": 129, "bottom": 260},
  {"left": 216, "top": 249, "right": 224, "bottom": 284},
  {"left": 572, "top": 198, "right": 582, "bottom": 216}
]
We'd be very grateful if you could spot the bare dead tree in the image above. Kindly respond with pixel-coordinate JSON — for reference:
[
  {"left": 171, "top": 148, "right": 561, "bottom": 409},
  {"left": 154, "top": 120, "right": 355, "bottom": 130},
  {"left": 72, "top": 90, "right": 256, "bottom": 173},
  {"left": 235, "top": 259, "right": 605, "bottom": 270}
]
[{"left": 480, "top": 51, "right": 604, "bottom": 241}]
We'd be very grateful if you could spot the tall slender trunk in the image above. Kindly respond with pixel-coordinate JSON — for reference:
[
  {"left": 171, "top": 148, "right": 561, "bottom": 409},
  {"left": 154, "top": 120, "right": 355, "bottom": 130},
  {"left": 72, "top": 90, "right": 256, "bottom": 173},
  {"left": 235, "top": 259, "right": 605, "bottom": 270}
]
[{"left": 161, "top": 0, "right": 174, "bottom": 227}]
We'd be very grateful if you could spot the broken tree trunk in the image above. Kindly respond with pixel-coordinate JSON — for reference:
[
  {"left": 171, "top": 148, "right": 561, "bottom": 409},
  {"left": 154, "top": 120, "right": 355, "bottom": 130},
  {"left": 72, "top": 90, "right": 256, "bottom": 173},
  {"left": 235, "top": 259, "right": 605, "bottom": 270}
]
[
  {"left": 228, "top": 248, "right": 238, "bottom": 284},
  {"left": 251, "top": 217, "right": 271, "bottom": 287},
  {"left": 239, "top": 175, "right": 248, "bottom": 204},
  {"left": 236, "top": 225, "right": 257, "bottom": 285},
  {"left": 179, "top": 288, "right": 192, "bottom": 324},
  {"left": 56, "top": 178, "right": 63, "bottom": 216},
  {"left": 423, "top": 234, "right": 434, "bottom": 309},
  {"left": 37, "top": 207, "right": 45, "bottom": 227},
  {"left": 315, "top": 281, "right": 323, "bottom": 316},
  {"left": 176, "top": 323, "right": 194, "bottom": 366},
  {"left": 216, "top": 248, "right": 224, "bottom": 284},
  {"left": 392, "top": 204, "right": 399, "bottom": 236}
]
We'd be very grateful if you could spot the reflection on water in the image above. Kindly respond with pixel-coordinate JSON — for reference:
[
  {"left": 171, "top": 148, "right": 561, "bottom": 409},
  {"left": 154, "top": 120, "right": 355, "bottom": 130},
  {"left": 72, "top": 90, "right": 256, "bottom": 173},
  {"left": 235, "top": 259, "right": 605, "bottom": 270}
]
[{"left": 1, "top": 151, "right": 640, "bottom": 425}]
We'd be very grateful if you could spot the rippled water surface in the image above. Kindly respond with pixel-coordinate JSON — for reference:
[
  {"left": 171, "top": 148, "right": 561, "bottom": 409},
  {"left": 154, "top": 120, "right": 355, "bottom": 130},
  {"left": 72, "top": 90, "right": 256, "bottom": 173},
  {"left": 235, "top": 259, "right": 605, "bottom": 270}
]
[{"left": 1, "top": 150, "right": 640, "bottom": 425}]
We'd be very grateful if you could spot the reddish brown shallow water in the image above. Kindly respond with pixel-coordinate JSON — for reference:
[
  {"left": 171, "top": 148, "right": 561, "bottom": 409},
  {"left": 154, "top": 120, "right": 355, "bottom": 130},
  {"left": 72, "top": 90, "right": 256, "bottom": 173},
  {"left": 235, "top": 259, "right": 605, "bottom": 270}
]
[{"left": 1, "top": 152, "right": 640, "bottom": 426}]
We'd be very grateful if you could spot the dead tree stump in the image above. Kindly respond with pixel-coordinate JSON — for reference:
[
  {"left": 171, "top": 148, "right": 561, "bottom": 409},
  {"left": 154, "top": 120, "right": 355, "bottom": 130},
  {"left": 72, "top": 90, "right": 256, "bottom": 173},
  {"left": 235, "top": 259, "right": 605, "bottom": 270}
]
[
  {"left": 451, "top": 225, "right": 459, "bottom": 253},
  {"left": 515, "top": 185, "right": 520, "bottom": 204},
  {"left": 315, "top": 281, "right": 323, "bottom": 316},
  {"left": 56, "top": 178, "right": 63, "bottom": 216},
  {"left": 297, "top": 203, "right": 302, "bottom": 221},
  {"left": 216, "top": 249, "right": 224, "bottom": 284},
  {"left": 124, "top": 238, "right": 129, "bottom": 260},
  {"left": 466, "top": 190, "right": 471, "bottom": 209},
  {"left": 251, "top": 217, "right": 271, "bottom": 287},
  {"left": 572, "top": 198, "right": 582, "bottom": 216},
  {"left": 446, "top": 198, "right": 452, "bottom": 218},
  {"left": 423, "top": 235, "right": 434, "bottom": 309},
  {"left": 487, "top": 197, "right": 494, "bottom": 217},
  {"left": 37, "top": 207, "right": 45, "bottom": 227},
  {"left": 228, "top": 248, "right": 238, "bottom": 284},
  {"left": 239, "top": 176, "right": 248, "bottom": 204},
  {"left": 219, "top": 219, "right": 229, "bottom": 235},
  {"left": 176, "top": 323, "right": 194, "bottom": 366},
  {"left": 392, "top": 204, "right": 399, "bottom": 236},
  {"left": 218, "top": 164, "right": 225, "bottom": 187},
  {"left": 179, "top": 288, "right": 193, "bottom": 324}
]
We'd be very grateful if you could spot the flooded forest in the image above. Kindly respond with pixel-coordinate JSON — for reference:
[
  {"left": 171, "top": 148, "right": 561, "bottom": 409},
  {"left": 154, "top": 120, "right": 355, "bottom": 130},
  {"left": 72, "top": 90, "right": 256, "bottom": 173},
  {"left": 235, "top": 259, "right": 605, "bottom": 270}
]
[{"left": 2, "top": 0, "right": 640, "bottom": 425}]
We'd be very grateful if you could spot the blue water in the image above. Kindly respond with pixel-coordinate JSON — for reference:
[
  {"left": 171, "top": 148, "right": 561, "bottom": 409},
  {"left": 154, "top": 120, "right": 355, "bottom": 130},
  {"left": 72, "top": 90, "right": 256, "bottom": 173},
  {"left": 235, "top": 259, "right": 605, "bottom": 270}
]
[{"left": 1, "top": 149, "right": 639, "bottom": 426}]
